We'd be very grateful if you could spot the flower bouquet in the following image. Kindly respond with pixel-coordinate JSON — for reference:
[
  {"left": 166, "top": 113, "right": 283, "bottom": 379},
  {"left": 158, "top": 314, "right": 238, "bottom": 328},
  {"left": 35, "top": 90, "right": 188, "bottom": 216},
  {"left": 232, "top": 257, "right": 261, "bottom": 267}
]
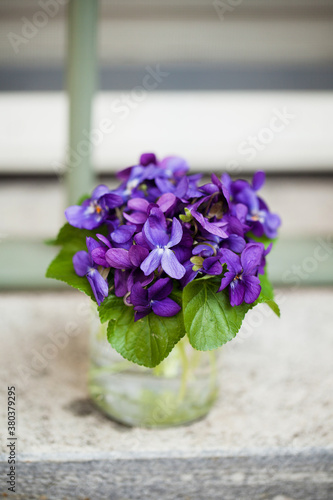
[{"left": 47, "top": 153, "right": 281, "bottom": 426}]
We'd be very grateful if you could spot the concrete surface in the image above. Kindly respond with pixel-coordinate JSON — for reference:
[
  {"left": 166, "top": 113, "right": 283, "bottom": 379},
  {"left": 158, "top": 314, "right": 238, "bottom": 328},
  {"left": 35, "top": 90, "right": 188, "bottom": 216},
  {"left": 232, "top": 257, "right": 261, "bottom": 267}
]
[{"left": 0, "top": 288, "right": 332, "bottom": 499}]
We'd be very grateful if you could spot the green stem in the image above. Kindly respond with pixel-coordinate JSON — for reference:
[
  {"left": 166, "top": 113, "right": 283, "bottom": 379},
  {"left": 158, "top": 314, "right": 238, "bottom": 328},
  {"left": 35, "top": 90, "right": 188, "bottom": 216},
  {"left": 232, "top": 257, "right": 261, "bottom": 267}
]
[{"left": 177, "top": 338, "right": 190, "bottom": 403}]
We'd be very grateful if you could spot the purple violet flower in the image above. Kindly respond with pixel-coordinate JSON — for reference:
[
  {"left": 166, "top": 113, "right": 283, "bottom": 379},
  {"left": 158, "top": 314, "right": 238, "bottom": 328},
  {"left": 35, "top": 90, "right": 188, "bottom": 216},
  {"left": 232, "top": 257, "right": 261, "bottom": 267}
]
[
  {"left": 65, "top": 185, "right": 123, "bottom": 230},
  {"left": 105, "top": 244, "right": 154, "bottom": 297},
  {"left": 73, "top": 237, "right": 109, "bottom": 305},
  {"left": 130, "top": 278, "right": 181, "bottom": 321},
  {"left": 218, "top": 244, "right": 264, "bottom": 306},
  {"left": 140, "top": 207, "right": 186, "bottom": 279}
]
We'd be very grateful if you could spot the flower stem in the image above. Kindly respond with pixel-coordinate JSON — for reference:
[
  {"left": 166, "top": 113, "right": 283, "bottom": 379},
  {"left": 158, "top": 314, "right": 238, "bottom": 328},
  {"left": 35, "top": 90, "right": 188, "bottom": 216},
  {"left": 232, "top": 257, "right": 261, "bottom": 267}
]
[{"left": 177, "top": 338, "right": 190, "bottom": 403}]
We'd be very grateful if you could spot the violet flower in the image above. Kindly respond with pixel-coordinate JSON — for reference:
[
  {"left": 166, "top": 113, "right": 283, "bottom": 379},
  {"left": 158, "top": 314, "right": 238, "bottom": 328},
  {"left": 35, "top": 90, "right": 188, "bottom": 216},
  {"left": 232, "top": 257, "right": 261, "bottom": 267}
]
[
  {"left": 105, "top": 244, "right": 154, "bottom": 297},
  {"left": 65, "top": 185, "right": 123, "bottom": 230},
  {"left": 218, "top": 244, "right": 264, "bottom": 306},
  {"left": 130, "top": 278, "right": 181, "bottom": 321},
  {"left": 140, "top": 208, "right": 186, "bottom": 279},
  {"left": 73, "top": 237, "right": 108, "bottom": 305}
]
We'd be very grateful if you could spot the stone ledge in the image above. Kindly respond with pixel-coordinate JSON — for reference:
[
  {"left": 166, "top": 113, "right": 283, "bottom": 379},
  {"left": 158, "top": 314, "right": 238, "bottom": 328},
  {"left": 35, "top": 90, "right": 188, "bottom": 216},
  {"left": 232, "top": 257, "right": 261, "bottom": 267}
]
[
  {"left": 1, "top": 450, "right": 333, "bottom": 500},
  {"left": 0, "top": 289, "right": 332, "bottom": 499}
]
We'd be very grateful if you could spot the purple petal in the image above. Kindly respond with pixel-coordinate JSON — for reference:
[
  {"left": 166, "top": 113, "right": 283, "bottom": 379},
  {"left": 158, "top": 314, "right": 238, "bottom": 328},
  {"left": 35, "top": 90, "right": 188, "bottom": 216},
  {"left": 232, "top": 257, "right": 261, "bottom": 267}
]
[
  {"left": 152, "top": 298, "right": 181, "bottom": 317},
  {"left": 123, "top": 211, "right": 148, "bottom": 224},
  {"left": 65, "top": 205, "right": 101, "bottom": 230},
  {"left": 160, "top": 156, "right": 189, "bottom": 176},
  {"left": 129, "top": 245, "right": 149, "bottom": 267},
  {"left": 264, "top": 212, "right": 281, "bottom": 238},
  {"left": 134, "top": 308, "right": 151, "bottom": 321},
  {"left": 100, "top": 193, "right": 123, "bottom": 209},
  {"left": 203, "top": 257, "right": 223, "bottom": 276},
  {"left": 237, "top": 188, "right": 259, "bottom": 212},
  {"left": 91, "top": 184, "right": 109, "bottom": 200},
  {"left": 229, "top": 281, "right": 245, "bottom": 306},
  {"left": 219, "top": 249, "right": 241, "bottom": 274},
  {"left": 105, "top": 248, "right": 132, "bottom": 269},
  {"left": 161, "top": 249, "right": 186, "bottom": 279},
  {"left": 143, "top": 208, "right": 169, "bottom": 248},
  {"left": 134, "top": 232, "right": 151, "bottom": 249},
  {"left": 111, "top": 224, "right": 136, "bottom": 244},
  {"left": 218, "top": 271, "right": 235, "bottom": 292},
  {"left": 87, "top": 268, "right": 108, "bottom": 305},
  {"left": 180, "top": 260, "right": 198, "bottom": 288},
  {"left": 252, "top": 171, "right": 266, "bottom": 191},
  {"left": 243, "top": 275, "right": 261, "bottom": 304},
  {"left": 96, "top": 234, "right": 112, "bottom": 248},
  {"left": 223, "top": 234, "right": 246, "bottom": 253},
  {"left": 173, "top": 176, "right": 189, "bottom": 199},
  {"left": 114, "top": 269, "right": 130, "bottom": 297},
  {"left": 190, "top": 204, "right": 228, "bottom": 238},
  {"left": 140, "top": 248, "right": 163, "bottom": 275},
  {"left": 86, "top": 236, "right": 100, "bottom": 255},
  {"left": 241, "top": 243, "right": 264, "bottom": 275},
  {"left": 157, "top": 193, "right": 176, "bottom": 213},
  {"left": 127, "top": 268, "right": 154, "bottom": 291},
  {"left": 73, "top": 251, "right": 91, "bottom": 276},
  {"left": 167, "top": 218, "right": 183, "bottom": 248},
  {"left": 148, "top": 277, "right": 173, "bottom": 301},
  {"left": 155, "top": 177, "right": 175, "bottom": 194},
  {"left": 140, "top": 152, "right": 157, "bottom": 166},
  {"left": 127, "top": 197, "right": 150, "bottom": 212},
  {"left": 192, "top": 244, "right": 215, "bottom": 257},
  {"left": 91, "top": 247, "right": 108, "bottom": 267},
  {"left": 130, "top": 282, "right": 149, "bottom": 307}
]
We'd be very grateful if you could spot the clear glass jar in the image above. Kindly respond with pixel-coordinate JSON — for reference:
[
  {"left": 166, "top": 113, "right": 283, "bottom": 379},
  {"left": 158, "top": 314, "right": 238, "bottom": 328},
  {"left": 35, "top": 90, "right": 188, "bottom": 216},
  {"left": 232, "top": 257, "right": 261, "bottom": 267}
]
[{"left": 88, "top": 309, "right": 219, "bottom": 427}]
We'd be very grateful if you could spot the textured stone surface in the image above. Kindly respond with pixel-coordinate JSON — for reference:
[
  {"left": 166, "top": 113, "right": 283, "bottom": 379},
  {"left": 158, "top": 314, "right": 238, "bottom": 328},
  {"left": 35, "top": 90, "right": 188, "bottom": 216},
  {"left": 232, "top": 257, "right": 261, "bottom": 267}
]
[{"left": 0, "top": 289, "right": 332, "bottom": 499}]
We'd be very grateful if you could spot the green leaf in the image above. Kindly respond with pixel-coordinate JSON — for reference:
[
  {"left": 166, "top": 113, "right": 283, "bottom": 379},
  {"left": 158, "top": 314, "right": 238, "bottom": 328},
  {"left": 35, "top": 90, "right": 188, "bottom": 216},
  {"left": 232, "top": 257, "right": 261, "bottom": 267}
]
[
  {"left": 183, "top": 279, "right": 253, "bottom": 351},
  {"left": 247, "top": 232, "right": 276, "bottom": 246},
  {"left": 256, "top": 270, "right": 280, "bottom": 317},
  {"left": 45, "top": 244, "right": 95, "bottom": 300},
  {"left": 47, "top": 222, "right": 108, "bottom": 247},
  {"left": 106, "top": 303, "right": 186, "bottom": 368},
  {"left": 258, "top": 270, "right": 274, "bottom": 299},
  {"left": 98, "top": 294, "right": 125, "bottom": 323}
]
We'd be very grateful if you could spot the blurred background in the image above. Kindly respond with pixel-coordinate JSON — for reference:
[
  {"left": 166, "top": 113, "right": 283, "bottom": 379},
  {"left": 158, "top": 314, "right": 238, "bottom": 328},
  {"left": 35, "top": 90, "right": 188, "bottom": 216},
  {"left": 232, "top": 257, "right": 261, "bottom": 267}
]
[{"left": 0, "top": 0, "right": 333, "bottom": 289}]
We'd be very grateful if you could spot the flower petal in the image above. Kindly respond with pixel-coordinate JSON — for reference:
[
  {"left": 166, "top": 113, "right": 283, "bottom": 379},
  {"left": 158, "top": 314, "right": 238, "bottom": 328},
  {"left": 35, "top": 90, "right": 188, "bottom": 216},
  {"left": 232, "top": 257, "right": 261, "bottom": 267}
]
[
  {"left": 203, "top": 257, "right": 223, "bottom": 276},
  {"left": 130, "top": 281, "right": 149, "bottom": 307},
  {"left": 157, "top": 193, "right": 176, "bottom": 213},
  {"left": 152, "top": 298, "right": 181, "bottom": 317},
  {"left": 87, "top": 268, "right": 108, "bottom": 305},
  {"left": 218, "top": 271, "right": 235, "bottom": 292},
  {"left": 91, "top": 247, "right": 108, "bottom": 267},
  {"left": 167, "top": 218, "right": 183, "bottom": 248},
  {"left": 65, "top": 205, "right": 101, "bottom": 230},
  {"left": 91, "top": 184, "right": 109, "bottom": 200},
  {"left": 129, "top": 245, "right": 149, "bottom": 267},
  {"left": 241, "top": 243, "right": 264, "bottom": 275},
  {"left": 148, "top": 277, "right": 173, "bottom": 301},
  {"left": 219, "top": 249, "right": 241, "bottom": 274},
  {"left": 127, "top": 197, "right": 150, "bottom": 212},
  {"left": 229, "top": 281, "right": 245, "bottom": 306},
  {"left": 140, "top": 248, "right": 163, "bottom": 276},
  {"left": 100, "top": 193, "right": 123, "bottom": 209},
  {"left": 252, "top": 171, "right": 266, "bottom": 191},
  {"left": 73, "top": 251, "right": 91, "bottom": 276},
  {"left": 243, "top": 275, "right": 261, "bottom": 304},
  {"left": 114, "top": 269, "right": 130, "bottom": 297},
  {"left": 105, "top": 248, "right": 131, "bottom": 269},
  {"left": 161, "top": 249, "right": 185, "bottom": 279},
  {"left": 111, "top": 224, "right": 136, "bottom": 244},
  {"left": 142, "top": 208, "right": 169, "bottom": 248}
]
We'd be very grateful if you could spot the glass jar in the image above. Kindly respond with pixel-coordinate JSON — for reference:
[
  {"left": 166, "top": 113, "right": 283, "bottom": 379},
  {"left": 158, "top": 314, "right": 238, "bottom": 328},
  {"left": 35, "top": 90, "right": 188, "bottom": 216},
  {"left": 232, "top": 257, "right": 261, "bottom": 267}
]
[{"left": 88, "top": 309, "right": 219, "bottom": 427}]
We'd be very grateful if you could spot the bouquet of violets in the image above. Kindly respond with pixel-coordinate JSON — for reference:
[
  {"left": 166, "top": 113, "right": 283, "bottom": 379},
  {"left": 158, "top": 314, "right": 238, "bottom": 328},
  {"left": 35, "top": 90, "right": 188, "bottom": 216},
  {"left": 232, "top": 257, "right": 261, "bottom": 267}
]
[{"left": 47, "top": 153, "right": 281, "bottom": 368}]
